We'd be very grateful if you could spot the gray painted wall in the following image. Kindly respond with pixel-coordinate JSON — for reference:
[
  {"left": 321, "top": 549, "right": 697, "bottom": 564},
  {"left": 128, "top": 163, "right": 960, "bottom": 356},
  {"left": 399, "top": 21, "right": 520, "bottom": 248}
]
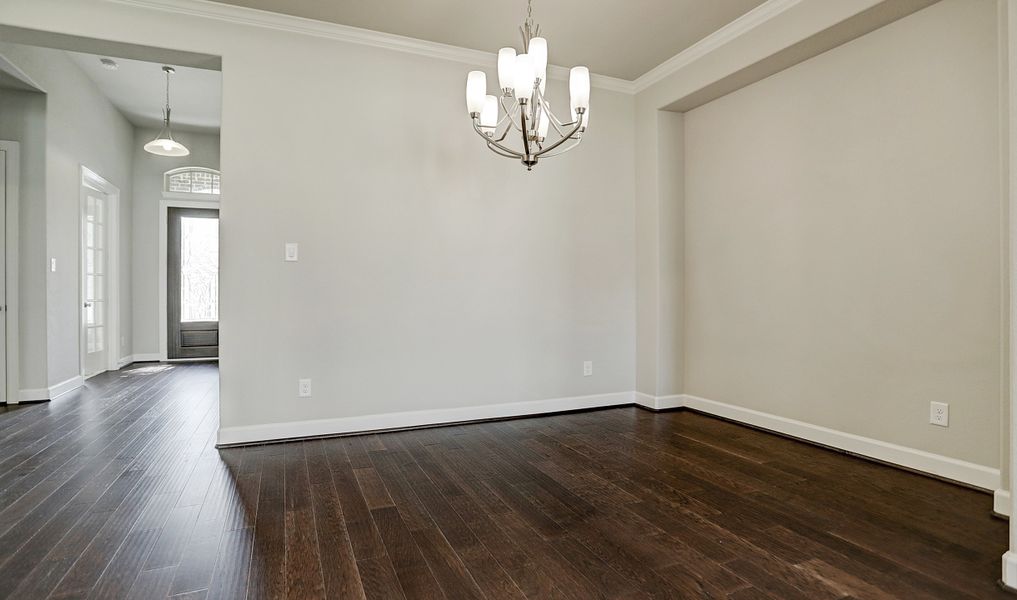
[{"left": 682, "top": 0, "right": 1002, "bottom": 467}]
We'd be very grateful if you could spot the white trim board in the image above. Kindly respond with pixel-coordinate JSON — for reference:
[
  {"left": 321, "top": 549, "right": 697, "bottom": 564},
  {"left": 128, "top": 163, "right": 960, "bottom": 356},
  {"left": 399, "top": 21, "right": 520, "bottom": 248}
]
[
  {"left": 997, "top": 489, "right": 1011, "bottom": 517},
  {"left": 220, "top": 389, "right": 998, "bottom": 491},
  {"left": 631, "top": 0, "right": 803, "bottom": 93},
  {"left": 17, "top": 375, "right": 84, "bottom": 403},
  {"left": 111, "top": 0, "right": 636, "bottom": 94},
  {"left": 115, "top": 353, "right": 162, "bottom": 369},
  {"left": 673, "top": 394, "right": 1000, "bottom": 491},
  {"left": 1005, "top": 551, "right": 1017, "bottom": 590},
  {"left": 218, "top": 391, "right": 635, "bottom": 446}
]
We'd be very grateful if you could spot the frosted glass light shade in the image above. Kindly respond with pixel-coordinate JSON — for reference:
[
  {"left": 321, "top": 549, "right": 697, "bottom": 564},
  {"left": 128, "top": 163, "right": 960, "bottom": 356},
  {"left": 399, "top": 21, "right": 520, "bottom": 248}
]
[
  {"left": 529, "top": 38, "right": 548, "bottom": 82},
  {"left": 480, "top": 95, "right": 498, "bottom": 132},
  {"left": 569, "top": 66, "right": 590, "bottom": 111},
  {"left": 466, "top": 71, "right": 487, "bottom": 114},
  {"left": 513, "top": 54, "right": 535, "bottom": 101},
  {"left": 144, "top": 131, "right": 189, "bottom": 157},
  {"left": 497, "top": 48, "right": 516, "bottom": 90},
  {"left": 537, "top": 107, "right": 550, "bottom": 139}
]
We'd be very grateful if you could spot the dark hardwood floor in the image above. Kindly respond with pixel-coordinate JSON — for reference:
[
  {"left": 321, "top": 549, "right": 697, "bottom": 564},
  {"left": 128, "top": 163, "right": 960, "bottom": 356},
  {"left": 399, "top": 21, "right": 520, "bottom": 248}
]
[{"left": 0, "top": 362, "right": 1007, "bottom": 599}]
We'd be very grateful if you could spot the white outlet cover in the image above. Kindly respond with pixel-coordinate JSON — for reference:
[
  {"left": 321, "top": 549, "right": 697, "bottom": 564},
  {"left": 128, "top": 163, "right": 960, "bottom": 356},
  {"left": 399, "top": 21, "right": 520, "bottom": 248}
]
[
  {"left": 285, "top": 243, "right": 299, "bottom": 262},
  {"left": 583, "top": 361, "right": 593, "bottom": 376},
  {"left": 930, "top": 401, "right": 949, "bottom": 427},
  {"left": 298, "top": 378, "right": 312, "bottom": 397}
]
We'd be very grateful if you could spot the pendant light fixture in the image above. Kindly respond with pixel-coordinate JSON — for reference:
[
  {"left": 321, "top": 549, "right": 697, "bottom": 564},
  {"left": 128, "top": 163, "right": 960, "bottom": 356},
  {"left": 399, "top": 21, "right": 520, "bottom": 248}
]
[
  {"left": 464, "top": 0, "right": 589, "bottom": 171},
  {"left": 144, "top": 66, "right": 190, "bottom": 157}
]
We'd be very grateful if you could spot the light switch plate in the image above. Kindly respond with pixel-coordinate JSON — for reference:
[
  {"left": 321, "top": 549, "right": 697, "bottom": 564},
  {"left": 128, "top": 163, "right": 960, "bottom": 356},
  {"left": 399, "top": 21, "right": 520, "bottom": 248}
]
[
  {"left": 50, "top": 258, "right": 57, "bottom": 272},
  {"left": 583, "top": 361, "right": 593, "bottom": 377},
  {"left": 285, "top": 243, "right": 299, "bottom": 262}
]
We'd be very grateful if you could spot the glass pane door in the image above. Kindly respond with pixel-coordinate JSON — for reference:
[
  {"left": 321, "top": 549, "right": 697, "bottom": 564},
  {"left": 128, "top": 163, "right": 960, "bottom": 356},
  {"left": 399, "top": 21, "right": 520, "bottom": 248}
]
[{"left": 83, "top": 191, "right": 107, "bottom": 376}]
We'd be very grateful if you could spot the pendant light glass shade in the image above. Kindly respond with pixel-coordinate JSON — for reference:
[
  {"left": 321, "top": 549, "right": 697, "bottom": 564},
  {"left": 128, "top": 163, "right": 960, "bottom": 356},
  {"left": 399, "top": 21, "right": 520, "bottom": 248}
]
[
  {"left": 528, "top": 37, "right": 547, "bottom": 83},
  {"left": 144, "top": 129, "right": 189, "bottom": 157},
  {"left": 145, "top": 66, "right": 190, "bottom": 157},
  {"left": 480, "top": 95, "right": 499, "bottom": 132},
  {"left": 466, "top": 71, "right": 487, "bottom": 114},
  {"left": 498, "top": 48, "right": 516, "bottom": 90},
  {"left": 569, "top": 66, "right": 590, "bottom": 112},
  {"left": 513, "top": 54, "right": 535, "bottom": 100}
]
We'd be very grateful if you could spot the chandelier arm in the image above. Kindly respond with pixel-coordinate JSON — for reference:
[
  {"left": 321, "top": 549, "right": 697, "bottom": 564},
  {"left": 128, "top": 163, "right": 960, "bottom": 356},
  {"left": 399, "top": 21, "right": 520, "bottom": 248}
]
[
  {"left": 537, "top": 136, "right": 583, "bottom": 159},
  {"left": 534, "top": 109, "right": 585, "bottom": 158},
  {"left": 487, "top": 141, "right": 524, "bottom": 159},
  {"left": 473, "top": 120, "right": 524, "bottom": 158},
  {"left": 500, "top": 97, "right": 524, "bottom": 133}
]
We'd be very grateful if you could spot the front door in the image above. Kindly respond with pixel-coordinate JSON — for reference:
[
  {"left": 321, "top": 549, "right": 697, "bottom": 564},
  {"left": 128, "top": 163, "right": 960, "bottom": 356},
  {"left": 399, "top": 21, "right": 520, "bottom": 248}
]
[
  {"left": 167, "top": 207, "right": 219, "bottom": 359},
  {"left": 81, "top": 187, "right": 108, "bottom": 377}
]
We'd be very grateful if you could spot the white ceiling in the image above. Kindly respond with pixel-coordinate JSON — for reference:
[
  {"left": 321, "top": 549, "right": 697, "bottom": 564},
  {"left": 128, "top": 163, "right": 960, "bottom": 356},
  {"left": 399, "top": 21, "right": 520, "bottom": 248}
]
[
  {"left": 209, "top": 0, "right": 768, "bottom": 81},
  {"left": 67, "top": 51, "right": 222, "bottom": 133}
]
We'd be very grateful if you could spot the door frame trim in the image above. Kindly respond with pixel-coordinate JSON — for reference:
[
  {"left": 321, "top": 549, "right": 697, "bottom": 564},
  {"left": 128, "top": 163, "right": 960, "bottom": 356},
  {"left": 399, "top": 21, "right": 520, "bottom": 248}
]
[
  {"left": 159, "top": 197, "right": 219, "bottom": 362},
  {"left": 79, "top": 165, "right": 120, "bottom": 378},
  {"left": 0, "top": 141, "right": 19, "bottom": 404}
]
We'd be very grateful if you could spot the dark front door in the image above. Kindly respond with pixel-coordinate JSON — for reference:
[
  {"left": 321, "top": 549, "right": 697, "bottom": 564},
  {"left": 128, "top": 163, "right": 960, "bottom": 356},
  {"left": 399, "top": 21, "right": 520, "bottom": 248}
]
[{"left": 168, "top": 207, "right": 219, "bottom": 359}]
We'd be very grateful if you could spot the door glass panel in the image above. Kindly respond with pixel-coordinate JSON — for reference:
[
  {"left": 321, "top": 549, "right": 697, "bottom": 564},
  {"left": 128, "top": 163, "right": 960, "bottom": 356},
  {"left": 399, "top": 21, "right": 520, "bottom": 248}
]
[{"left": 180, "top": 216, "right": 219, "bottom": 323}]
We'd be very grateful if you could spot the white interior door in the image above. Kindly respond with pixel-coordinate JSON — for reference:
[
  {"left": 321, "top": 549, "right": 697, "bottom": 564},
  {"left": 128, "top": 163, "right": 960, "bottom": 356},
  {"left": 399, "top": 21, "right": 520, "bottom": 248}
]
[{"left": 81, "top": 187, "right": 107, "bottom": 378}]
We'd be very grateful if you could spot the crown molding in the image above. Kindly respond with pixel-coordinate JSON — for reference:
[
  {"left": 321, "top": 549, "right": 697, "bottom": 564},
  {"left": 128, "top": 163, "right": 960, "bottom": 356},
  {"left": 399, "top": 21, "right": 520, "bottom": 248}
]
[
  {"left": 631, "top": 0, "right": 804, "bottom": 93},
  {"left": 108, "top": 0, "right": 637, "bottom": 94}
]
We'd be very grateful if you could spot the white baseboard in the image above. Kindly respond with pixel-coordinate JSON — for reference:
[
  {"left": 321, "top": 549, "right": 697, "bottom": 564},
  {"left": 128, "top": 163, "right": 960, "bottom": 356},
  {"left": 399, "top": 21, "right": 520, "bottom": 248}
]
[
  {"left": 119, "top": 353, "right": 161, "bottom": 367},
  {"left": 681, "top": 394, "right": 1000, "bottom": 491},
  {"left": 634, "top": 392, "right": 684, "bottom": 411},
  {"left": 17, "top": 375, "right": 84, "bottom": 403},
  {"left": 996, "top": 489, "right": 1012, "bottom": 517},
  {"left": 218, "top": 391, "right": 635, "bottom": 446},
  {"left": 16, "top": 387, "right": 49, "bottom": 403},
  {"left": 49, "top": 375, "right": 84, "bottom": 399},
  {"left": 1004, "top": 551, "right": 1017, "bottom": 589}
]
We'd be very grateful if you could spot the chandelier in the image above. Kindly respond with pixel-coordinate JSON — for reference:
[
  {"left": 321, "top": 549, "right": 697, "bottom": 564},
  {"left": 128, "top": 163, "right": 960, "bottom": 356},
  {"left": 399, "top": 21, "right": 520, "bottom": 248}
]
[{"left": 464, "top": 0, "right": 590, "bottom": 171}]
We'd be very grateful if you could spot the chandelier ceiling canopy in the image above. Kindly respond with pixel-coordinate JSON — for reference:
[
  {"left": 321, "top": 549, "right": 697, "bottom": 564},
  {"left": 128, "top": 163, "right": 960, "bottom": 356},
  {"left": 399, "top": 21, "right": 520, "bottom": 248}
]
[{"left": 464, "top": 0, "right": 589, "bottom": 171}]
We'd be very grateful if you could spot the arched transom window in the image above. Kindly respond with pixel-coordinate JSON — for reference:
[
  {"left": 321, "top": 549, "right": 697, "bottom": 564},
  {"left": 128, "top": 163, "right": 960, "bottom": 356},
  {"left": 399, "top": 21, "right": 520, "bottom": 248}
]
[{"left": 164, "top": 167, "right": 221, "bottom": 197}]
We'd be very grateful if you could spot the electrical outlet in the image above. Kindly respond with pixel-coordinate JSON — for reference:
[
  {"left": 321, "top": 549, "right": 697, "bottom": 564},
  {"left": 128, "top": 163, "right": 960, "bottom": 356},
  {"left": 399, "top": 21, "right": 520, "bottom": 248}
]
[
  {"left": 583, "top": 361, "right": 593, "bottom": 377},
  {"left": 298, "top": 379, "right": 312, "bottom": 398},
  {"left": 930, "top": 401, "right": 949, "bottom": 427}
]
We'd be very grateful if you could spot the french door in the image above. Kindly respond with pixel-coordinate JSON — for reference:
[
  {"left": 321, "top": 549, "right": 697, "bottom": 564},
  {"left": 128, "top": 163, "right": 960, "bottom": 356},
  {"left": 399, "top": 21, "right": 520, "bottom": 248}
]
[
  {"left": 81, "top": 187, "right": 108, "bottom": 377},
  {"left": 167, "top": 207, "right": 219, "bottom": 359}
]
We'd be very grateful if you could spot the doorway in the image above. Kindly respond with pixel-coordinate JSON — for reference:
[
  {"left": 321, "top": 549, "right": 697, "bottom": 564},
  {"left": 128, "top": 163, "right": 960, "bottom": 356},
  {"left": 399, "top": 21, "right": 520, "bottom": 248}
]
[
  {"left": 79, "top": 166, "right": 120, "bottom": 379},
  {"left": 167, "top": 207, "right": 219, "bottom": 359}
]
